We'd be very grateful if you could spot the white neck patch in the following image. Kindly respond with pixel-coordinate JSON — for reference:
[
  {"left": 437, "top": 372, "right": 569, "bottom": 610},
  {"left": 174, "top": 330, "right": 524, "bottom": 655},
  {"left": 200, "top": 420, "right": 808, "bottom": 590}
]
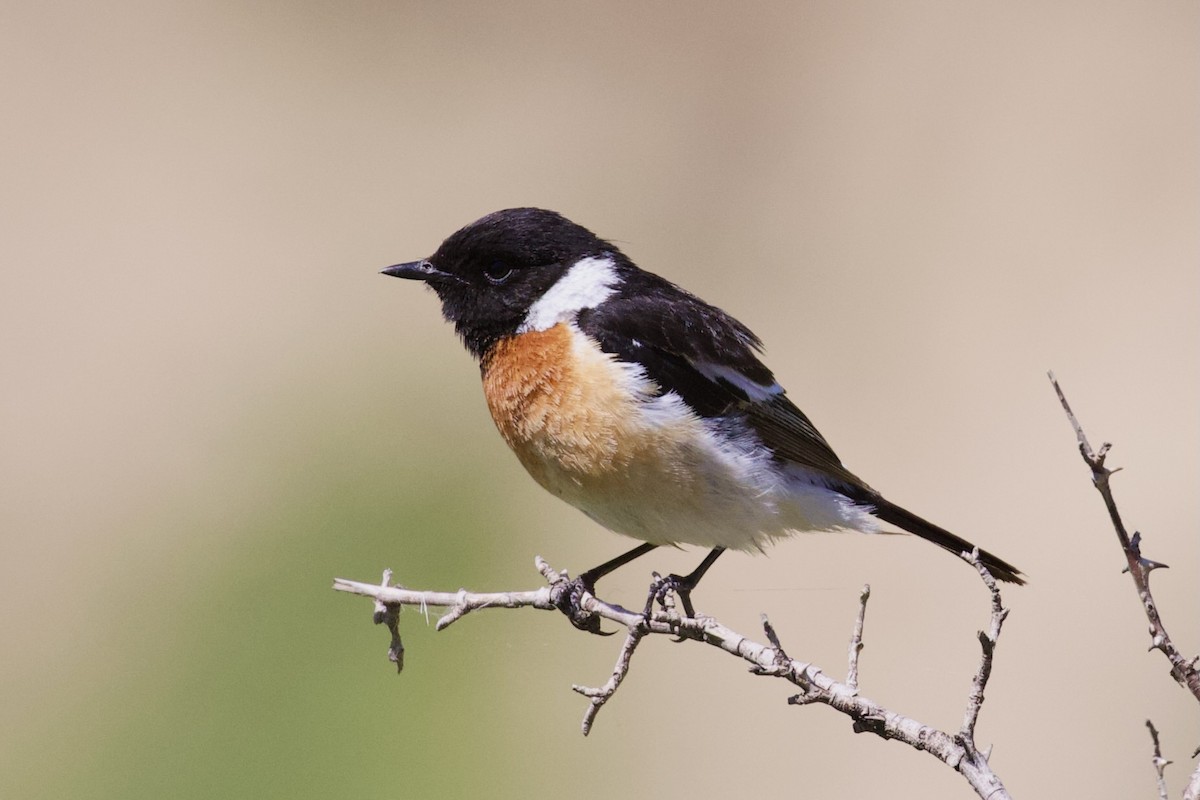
[{"left": 519, "top": 255, "right": 620, "bottom": 332}]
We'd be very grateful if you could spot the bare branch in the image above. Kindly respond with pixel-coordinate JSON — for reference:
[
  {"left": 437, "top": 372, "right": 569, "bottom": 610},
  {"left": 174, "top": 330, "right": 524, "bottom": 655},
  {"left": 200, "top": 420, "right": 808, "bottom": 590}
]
[
  {"left": 332, "top": 575, "right": 558, "bottom": 630},
  {"left": 1051, "top": 373, "right": 1200, "bottom": 798},
  {"left": 334, "top": 557, "right": 1013, "bottom": 799},
  {"left": 958, "top": 550, "right": 1010, "bottom": 757},
  {"left": 1185, "top": 760, "right": 1200, "bottom": 800},
  {"left": 370, "top": 569, "right": 403, "bottom": 672},
  {"left": 572, "top": 621, "right": 648, "bottom": 735},
  {"left": 846, "top": 584, "right": 870, "bottom": 693},
  {"left": 1048, "top": 372, "right": 1200, "bottom": 701},
  {"left": 1145, "top": 720, "right": 1172, "bottom": 800}
]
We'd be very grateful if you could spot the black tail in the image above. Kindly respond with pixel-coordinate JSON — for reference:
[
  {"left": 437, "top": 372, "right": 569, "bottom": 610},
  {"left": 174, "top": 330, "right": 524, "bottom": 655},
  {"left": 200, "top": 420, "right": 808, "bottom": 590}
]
[{"left": 868, "top": 497, "right": 1025, "bottom": 585}]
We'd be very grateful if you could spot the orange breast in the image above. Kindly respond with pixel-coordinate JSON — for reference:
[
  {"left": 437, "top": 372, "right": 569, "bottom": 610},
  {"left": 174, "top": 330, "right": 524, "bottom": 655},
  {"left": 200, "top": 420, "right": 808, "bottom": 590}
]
[
  {"left": 478, "top": 323, "right": 804, "bottom": 549},
  {"left": 481, "top": 323, "right": 634, "bottom": 486}
]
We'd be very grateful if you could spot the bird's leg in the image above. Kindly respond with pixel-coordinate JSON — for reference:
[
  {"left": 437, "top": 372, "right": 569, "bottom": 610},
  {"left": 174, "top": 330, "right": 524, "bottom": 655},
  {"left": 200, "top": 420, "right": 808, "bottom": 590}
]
[
  {"left": 578, "top": 542, "right": 659, "bottom": 590},
  {"left": 553, "top": 542, "right": 659, "bottom": 634},
  {"left": 653, "top": 547, "right": 726, "bottom": 619}
]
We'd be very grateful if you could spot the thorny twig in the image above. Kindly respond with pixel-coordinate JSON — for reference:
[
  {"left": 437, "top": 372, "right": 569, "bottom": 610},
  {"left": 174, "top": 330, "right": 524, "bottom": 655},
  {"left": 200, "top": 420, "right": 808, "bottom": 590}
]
[
  {"left": 572, "top": 620, "right": 648, "bottom": 735},
  {"left": 335, "top": 552, "right": 1013, "bottom": 799},
  {"left": 1147, "top": 720, "right": 1172, "bottom": 800},
  {"left": 1049, "top": 372, "right": 1200, "bottom": 701},
  {"left": 1050, "top": 373, "right": 1200, "bottom": 797},
  {"left": 958, "top": 549, "right": 1009, "bottom": 761},
  {"left": 846, "top": 584, "right": 870, "bottom": 693}
]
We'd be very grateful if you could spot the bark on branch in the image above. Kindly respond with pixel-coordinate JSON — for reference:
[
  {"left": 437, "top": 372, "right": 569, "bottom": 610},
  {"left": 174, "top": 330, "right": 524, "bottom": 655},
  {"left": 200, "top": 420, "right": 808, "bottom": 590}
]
[
  {"left": 334, "top": 552, "right": 1012, "bottom": 799},
  {"left": 1049, "top": 372, "right": 1200, "bottom": 797}
]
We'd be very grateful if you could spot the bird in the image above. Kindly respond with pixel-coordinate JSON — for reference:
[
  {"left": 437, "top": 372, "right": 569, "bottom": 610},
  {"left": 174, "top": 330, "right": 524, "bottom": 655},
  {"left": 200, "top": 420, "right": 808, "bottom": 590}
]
[{"left": 383, "top": 207, "right": 1024, "bottom": 618}]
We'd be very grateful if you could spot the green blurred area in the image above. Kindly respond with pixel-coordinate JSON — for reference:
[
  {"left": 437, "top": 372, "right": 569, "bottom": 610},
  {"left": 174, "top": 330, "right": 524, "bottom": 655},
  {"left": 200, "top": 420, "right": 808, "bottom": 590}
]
[
  {"left": 2, "top": 335, "right": 660, "bottom": 799},
  {"left": 3, "top": 390, "right": 521, "bottom": 797}
]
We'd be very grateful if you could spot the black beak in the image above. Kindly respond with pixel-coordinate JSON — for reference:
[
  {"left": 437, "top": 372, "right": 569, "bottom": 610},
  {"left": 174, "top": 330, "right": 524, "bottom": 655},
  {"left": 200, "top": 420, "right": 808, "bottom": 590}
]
[{"left": 380, "top": 259, "right": 453, "bottom": 282}]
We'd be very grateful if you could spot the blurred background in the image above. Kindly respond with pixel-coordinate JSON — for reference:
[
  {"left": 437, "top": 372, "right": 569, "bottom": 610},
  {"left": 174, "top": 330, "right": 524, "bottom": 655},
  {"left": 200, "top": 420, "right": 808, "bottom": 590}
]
[{"left": 2, "top": 1, "right": 1197, "bottom": 797}]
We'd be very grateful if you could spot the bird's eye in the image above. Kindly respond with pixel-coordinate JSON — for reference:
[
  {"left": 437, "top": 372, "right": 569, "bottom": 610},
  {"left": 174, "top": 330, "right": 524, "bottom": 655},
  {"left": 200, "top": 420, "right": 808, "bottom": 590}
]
[{"left": 483, "top": 261, "right": 513, "bottom": 285}]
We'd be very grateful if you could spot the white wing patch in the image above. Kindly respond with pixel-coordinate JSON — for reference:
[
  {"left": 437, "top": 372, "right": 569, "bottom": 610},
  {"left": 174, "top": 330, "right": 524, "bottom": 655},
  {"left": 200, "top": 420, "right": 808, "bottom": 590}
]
[
  {"left": 519, "top": 255, "right": 620, "bottom": 333},
  {"left": 695, "top": 361, "right": 783, "bottom": 401}
]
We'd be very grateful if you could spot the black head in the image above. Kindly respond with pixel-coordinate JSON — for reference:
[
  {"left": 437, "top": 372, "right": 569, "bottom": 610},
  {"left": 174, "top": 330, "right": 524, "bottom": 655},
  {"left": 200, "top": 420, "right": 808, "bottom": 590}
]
[{"left": 384, "top": 208, "right": 619, "bottom": 358}]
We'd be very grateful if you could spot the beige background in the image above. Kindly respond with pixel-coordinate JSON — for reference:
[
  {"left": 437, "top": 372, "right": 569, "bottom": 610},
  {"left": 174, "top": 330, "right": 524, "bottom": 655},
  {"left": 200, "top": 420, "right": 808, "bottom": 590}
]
[{"left": 2, "top": 2, "right": 1197, "bottom": 798}]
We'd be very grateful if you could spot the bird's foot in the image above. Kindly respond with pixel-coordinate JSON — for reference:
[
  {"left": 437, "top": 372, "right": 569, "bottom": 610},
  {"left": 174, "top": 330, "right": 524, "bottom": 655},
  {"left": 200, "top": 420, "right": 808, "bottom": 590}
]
[
  {"left": 550, "top": 575, "right": 613, "bottom": 636},
  {"left": 644, "top": 571, "right": 699, "bottom": 620}
]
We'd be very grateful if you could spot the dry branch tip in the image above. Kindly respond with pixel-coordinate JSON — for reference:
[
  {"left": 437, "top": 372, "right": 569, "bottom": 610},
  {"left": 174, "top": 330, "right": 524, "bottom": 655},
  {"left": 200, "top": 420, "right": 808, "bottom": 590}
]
[{"left": 334, "top": 558, "right": 1014, "bottom": 797}]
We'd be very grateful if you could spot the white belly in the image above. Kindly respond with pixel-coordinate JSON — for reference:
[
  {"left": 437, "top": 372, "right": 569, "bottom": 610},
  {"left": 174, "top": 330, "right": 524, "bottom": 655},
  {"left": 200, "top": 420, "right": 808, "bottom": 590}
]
[{"left": 482, "top": 323, "right": 875, "bottom": 550}]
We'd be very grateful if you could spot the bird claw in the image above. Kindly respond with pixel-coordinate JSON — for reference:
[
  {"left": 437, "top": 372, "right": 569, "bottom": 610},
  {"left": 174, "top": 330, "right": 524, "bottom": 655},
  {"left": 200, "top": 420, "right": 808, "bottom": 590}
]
[
  {"left": 551, "top": 575, "right": 613, "bottom": 635},
  {"left": 644, "top": 572, "right": 699, "bottom": 621}
]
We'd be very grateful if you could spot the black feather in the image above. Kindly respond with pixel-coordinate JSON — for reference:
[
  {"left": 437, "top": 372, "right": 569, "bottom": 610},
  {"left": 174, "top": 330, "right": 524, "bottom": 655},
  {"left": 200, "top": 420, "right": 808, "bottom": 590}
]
[
  {"left": 577, "top": 278, "right": 865, "bottom": 488},
  {"left": 576, "top": 270, "right": 1025, "bottom": 585},
  {"left": 853, "top": 493, "right": 1026, "bottom": 585}
]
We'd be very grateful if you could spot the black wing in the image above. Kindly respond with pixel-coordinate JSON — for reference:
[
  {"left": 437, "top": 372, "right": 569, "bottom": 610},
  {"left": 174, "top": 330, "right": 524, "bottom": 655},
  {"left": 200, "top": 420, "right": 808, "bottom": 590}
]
[
  {"left": 576, "top": 278, "right": 1026, "bottom": 585},
  {"left": 575, "top": 278, "right": 867, "bottom": 490}
]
